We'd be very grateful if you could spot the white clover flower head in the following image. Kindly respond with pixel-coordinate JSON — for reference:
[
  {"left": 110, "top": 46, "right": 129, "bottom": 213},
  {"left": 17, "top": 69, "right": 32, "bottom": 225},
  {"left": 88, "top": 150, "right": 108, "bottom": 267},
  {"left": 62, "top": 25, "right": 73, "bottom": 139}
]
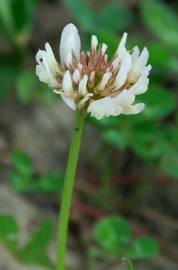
[{"left": 36, "top": 23, "right": 151, "bottom": 120}]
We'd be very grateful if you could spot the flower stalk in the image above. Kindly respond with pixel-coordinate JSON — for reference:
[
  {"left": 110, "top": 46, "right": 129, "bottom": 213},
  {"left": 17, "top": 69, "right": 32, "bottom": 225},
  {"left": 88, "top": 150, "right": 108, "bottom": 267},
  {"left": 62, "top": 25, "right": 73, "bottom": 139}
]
[{"left": 56, "top": 111, "right": 85, "bottom": 270}]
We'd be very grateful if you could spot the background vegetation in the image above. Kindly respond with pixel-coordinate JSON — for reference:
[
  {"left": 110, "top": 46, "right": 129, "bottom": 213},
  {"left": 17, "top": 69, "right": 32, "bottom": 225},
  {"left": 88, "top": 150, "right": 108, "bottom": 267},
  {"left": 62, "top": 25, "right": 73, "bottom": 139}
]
[{"left": 0, "top": 0, "right": 178, "bottom": 269}]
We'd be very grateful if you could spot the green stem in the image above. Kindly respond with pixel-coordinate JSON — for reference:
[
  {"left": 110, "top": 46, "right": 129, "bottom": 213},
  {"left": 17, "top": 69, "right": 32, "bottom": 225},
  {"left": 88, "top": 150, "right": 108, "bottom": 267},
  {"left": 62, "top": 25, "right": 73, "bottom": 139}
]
[{"left": 56, "top": 111, "right": 85, "bottom": 270}]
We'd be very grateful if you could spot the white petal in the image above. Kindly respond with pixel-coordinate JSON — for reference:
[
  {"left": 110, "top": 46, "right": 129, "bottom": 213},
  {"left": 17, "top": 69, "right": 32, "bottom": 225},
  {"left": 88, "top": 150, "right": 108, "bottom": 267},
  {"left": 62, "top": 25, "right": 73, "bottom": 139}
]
[
  {"left": 115, "top": 63, "right": 128, "bottom": 89},
  {"left": 62, "top": 71, "right": 73, "bottom": 94},
  {"left": 116, "top": 32, "right": 128, "bottom": 57},
  {"left": 36, "top": 65, "right": 58, "bottom": 88},
  {"left": 104, "top": 54, "right": 108, "bottom": 62},
  {"left": 112, "top": 105, "right": 122, "bottom": 116},
  {"left": 137, "top": 47, "right": 149, "bottom": 68},
  {"left": 91, "top": 35, "right": 98, "bottom": 50},
  {"left": 36, "top": 65, "right": 48, "bottom": 84},
  {"left": 90, "top": 71, "right": 95, "bottom": 82},
  {"left": 140, "top": 64, "right": 152, "bottom": 79},
  {"left": 36, "top": 51, "right": 58, "bottom": 88},
  {"left": 65, "top": 52, "right": 73, "bottom": 67},
  {"left": 130, "top": 78, "right": 149, "bottom": 95},
  {"left": 121, "top": 103, "right": 145, "bottom": 115},
  {"left": 36, "top": 49, "right": 44, "bottom": 64},
  {"left": 113, "top": 89, "right": 145, "bottom": 115},
  {"left": 131, "top": 47, "right": 149, "bottom": 78},
  {"left": 60, "top": 94, "right": 76, "bottom": 110},
  {"left": 101, "top": 43, "right": 107, "bottom": 55},
  {"left": 45, "top": 43, "right": 58, "bottom": 73},
  {"left": 87, "top": 97, "right": 113, "bottom": 120},
  {"left": 129, "top": 65, "right": 151, "bottom": 95},
  {"left": 78, "top": 63, "right": 83, "bottom": 71},
  {"left": 131, "top": 46, "right": 140, "bottom": 64},
  {"left": 87, "top": 96, "right": 123, "bottom": 119},
  {"left": 59, "top": 23, "right": 81, "bottom": 66},
  {"left": 133, "top": 103, "right": 145, "bottom": 113},
  {"left": 112, "top": 57, "right": 120, "bottom": 71},
  {"left": 45, "top": 43, "right": 54, "bottom": 57},
  {"left": 36, "top": 44, "right": 60, "bottom": 88},
  {"left": 78, "top": 75, "right": 88, "bottom": 96},
  {"left": 73, "top": 69, "right": 80, "bottom": 84},
  {"left": 113, "top": 89, "right": 135, "bottom": 105},
  {"left": 115, "top": 53, "right": 131, "bottom": 88},
  {"left": 78, "top": 93, "right": 93, "bottom": 108},
  {"left": 99, "top": 72, "right": 112, "bottom": 90}
]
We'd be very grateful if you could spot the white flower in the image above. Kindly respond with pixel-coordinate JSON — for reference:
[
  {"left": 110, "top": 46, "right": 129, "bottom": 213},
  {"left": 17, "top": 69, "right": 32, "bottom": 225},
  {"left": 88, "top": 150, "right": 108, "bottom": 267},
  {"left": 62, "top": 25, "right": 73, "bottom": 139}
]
[{"left": 36, "top": 23, "right": 151, "bottom": 120}]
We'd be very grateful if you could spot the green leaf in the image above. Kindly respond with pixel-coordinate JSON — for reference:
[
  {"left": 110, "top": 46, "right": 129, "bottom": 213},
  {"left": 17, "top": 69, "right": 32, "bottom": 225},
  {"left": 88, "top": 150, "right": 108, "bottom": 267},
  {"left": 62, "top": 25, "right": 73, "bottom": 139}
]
[
  {"left": 162, "top": 153, "right": 178, "bottom": 179},
  {"left": 126, "top": 236, "right": 159, "bottom": 259},
  {"left": 141, "top": 0, "right": 178, "bottom": 51},
  {"left": 169, "top": 56, "right": 178, "bottom": 74},
  {"left": 21, "top": 249, "right": 52, "bottom": 269},
  {"left": 0, "top": 0, "right": 15, "bottom": 40},
  {"left": 20, "top": 220, "right": 52, "bottom": 268},
  {"left": 0, "top": 54, "right": 20, "bottom": 100},
  {"left": 88, "top": 246, "right": 105, "bottom": 258},
  {"left": 0, "top": 215, "right": 53, "bottom": 268},
  {"left": 0, "top": 0, "right": 38, "bottom": 43},
  {"left": 36, "top": 171, "right": 64, "bottom": 192},
  {"left": 63, "top": 0, "right": 95, "bottom": 30},
  {"left": 96, "top": 3, "right": 132, "bottom": 32},
  {"left": 8, "top": 171, "right": 32, "bottom": 192},
  {"left": 148, "top": 42, "right": 173, "bottom": 72},
  {"left": 12, "top": 0, "right": 38, "bottom": 35},
  {"left": 24, "top": 219, "right": 52, "bottom": 249},
  {"left": 131, "top": 123, "right": 166, "bottom": 160},
  {"left": 10, "top": 150, "right": 33, "bottom": 177},
  {"left": 160, "top": 127, "right": 178, "bottom": 178},
  {"left": 16, "top": 70, "right": 37, "bottom": 103},
  {"left": 138, "top": 84, "right": 176, "bottom": 120},
  {"left": 0, "top": 215, "right": 18, "bottom": 250},
  {"left": 94, "top": 216, "right": 131, "bottom": 256},
  {"left": 102, "top": 129, "right": 128, "bottom": 150}
]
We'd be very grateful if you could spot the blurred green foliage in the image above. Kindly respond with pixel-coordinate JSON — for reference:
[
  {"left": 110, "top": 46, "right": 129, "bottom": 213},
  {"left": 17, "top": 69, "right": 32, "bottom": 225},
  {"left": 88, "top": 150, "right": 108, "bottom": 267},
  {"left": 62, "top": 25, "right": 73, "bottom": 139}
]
[
  {"left": 0, "top": 0, "right": 37, "bottom": 43},
  {"left": 91, "top": 216, "right": 158, "bottom": 260},
  {"left": 0, "top": 214, "right": 53, "bottom": 269},
  {"left": 0, "top": 0, "right": 52, "bottom": 102},
  {"left": 9, "top": 150, "right": 64, "bottom": 192},
  {"left": 63, "top": 0, "right": 133, "bottom": 33},
  {"left": 0, "top": 214, "right": 157, "bottom": 269},
  {"left": 141, "top": 0, "right": 178, "bottom": 52}
]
